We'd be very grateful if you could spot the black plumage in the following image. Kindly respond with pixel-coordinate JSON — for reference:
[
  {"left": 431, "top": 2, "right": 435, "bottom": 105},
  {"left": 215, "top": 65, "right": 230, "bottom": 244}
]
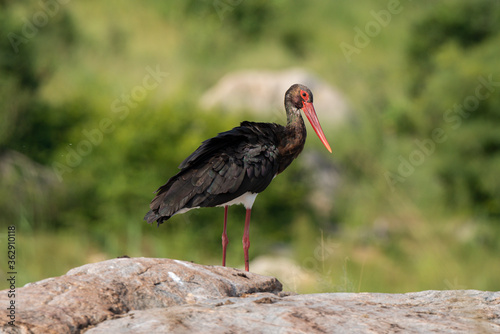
[{"left": 144, "top": 122, "right": 283, "bottom": 225}]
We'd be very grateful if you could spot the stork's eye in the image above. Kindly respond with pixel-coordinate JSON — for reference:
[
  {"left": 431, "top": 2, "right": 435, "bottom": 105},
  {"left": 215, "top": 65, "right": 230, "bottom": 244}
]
[{"left": 300, "top": 90, "right": 309, "bottom": 100}]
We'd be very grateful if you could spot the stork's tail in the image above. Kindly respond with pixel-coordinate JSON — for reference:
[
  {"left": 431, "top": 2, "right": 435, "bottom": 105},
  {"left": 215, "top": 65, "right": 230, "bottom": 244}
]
[{"left": 144, "top": 209, "right": 170, "bottom": 227}]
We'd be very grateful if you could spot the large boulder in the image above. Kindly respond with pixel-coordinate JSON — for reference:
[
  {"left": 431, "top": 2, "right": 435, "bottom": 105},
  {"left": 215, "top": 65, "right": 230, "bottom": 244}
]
[
  {"left": 199, "top": 69, "right": 350, "bottom": 124},
  {"left": 87, "top": 290, "right": 500, "bottom": 334},
  {"left": 0, "top": 258, "right": 281, "bottom": 333},
  {"left": 1, "top": 257, "right": 498, "bottom": 333}
]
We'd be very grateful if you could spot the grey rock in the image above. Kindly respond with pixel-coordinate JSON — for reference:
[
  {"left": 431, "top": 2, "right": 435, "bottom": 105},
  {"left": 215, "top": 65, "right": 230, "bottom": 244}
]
[
  {"left": 0, "top": 258, "right": 281, "bottom": 333},
  {"left": 87, "top": 290, "right": 500, "bottom": 334},
  {"left": 301, "top": 150, "right": 341, "bottom": 215},
  {"left": 1, "top": 258, "right": 499, "bottom": 334},
  {"left": 199, "top": 68, "right": 350, "bottom": 124}
]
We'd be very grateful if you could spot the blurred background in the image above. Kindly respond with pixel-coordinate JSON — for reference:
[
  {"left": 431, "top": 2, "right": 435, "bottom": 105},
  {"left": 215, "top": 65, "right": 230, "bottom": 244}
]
[{"left": 1, "top": 0, "right": 499, "bottom": 293}]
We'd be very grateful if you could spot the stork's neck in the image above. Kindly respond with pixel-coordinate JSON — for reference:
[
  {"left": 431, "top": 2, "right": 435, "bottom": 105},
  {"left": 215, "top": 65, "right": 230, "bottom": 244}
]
[
  {"left": 277, "top": 103, "right": 307, "bottom": 171},
  {"left": 285, "top": 102, "right": 306, "bottom": 134},
  {"left": 285, "top": 99, "right": 301, "bottom": 126}
]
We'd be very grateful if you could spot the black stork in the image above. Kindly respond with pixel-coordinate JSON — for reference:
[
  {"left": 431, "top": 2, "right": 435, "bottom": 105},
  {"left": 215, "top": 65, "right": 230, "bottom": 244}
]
[{"left": 144, "top": 84, "right": 332, "bottom": 271}]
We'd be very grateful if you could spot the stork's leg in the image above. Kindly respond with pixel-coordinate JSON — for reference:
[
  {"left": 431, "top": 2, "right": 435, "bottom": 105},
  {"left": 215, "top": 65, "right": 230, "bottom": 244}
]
[
  {"left": 222, "top": 205, "right": 229, "bottom": 267},
  {"left": 242, "top": 208, "right": 252, "bottom": 272}
]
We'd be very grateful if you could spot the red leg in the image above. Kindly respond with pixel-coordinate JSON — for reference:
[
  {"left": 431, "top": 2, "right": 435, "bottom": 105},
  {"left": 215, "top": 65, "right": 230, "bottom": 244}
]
[
  {"left": 222, "top": 205, "right": 229, "bottom": 267},
  {"left": 242, "top": 208, "right": 252, "bottom": 272}
]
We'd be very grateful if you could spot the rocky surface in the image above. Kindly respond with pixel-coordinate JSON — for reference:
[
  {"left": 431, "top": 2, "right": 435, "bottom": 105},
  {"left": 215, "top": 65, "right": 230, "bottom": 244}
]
[
  {"left": 199, "top": 68, "right": 351, "bottom": 124},
  {"left": 1, "top": 257, "right": 499, "bottom": 333},
  {"left": 0, "top": 258, "right": 281, "bottom": 333}
]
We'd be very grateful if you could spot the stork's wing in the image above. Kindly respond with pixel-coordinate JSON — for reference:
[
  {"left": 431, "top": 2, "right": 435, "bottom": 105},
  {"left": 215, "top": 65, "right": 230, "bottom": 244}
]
[{"left": 144, "top": 122, "right": 283, "bottom": 224}]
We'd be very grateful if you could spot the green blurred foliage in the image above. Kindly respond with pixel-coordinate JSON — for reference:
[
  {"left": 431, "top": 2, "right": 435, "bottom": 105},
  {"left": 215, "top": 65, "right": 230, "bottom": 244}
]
[
  {"left": 407, "top": 0, "right": 500, "bottom": 97},
  {"left": 1, "top": 0, "right": 499, "bottom": 293},
  {"left": 403, "top": 0, "right": 500, "bottom": 217}
]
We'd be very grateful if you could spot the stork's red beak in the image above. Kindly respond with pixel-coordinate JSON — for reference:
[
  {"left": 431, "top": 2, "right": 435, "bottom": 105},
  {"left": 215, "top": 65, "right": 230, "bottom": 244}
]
[{"left": 302, "top": 101, "right": 332, "bottom": 153}]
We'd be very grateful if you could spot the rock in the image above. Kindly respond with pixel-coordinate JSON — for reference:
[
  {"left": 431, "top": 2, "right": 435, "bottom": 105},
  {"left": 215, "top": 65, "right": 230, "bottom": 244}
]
[
  {"left": 86, "top": 290, "right": 500, "bottom": 334},
  {"left": 199, "top": 68, "right": 350, "bottom": 124},
  {"left": 0, "top": 258, "right": 281, "bottom": 333},
  {"left": 301, "top": 150, "right": 341, "bottom": 215},
  {"left": 1, "top": 258, "right": 499, "bottom": 334}
]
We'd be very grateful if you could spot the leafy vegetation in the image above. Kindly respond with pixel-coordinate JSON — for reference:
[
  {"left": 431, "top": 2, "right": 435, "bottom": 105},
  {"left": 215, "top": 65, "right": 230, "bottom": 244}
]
[{"left": 1, "top": 0, "right": 499, "bottom": 293}]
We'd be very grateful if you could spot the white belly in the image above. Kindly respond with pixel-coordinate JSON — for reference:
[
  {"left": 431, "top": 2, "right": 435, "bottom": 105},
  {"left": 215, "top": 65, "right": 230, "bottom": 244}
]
[
  {"left": 172, "top": 192, "right": 258, "bottom": 217},
  {"left": 216, "top": 192, "right": 258, "bottom": 209}
]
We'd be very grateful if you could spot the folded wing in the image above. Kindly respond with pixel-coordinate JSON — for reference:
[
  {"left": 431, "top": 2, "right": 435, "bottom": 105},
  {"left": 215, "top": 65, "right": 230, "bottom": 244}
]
[{"left": 144, "top": 122, "right": 283, "bottom": 225}]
